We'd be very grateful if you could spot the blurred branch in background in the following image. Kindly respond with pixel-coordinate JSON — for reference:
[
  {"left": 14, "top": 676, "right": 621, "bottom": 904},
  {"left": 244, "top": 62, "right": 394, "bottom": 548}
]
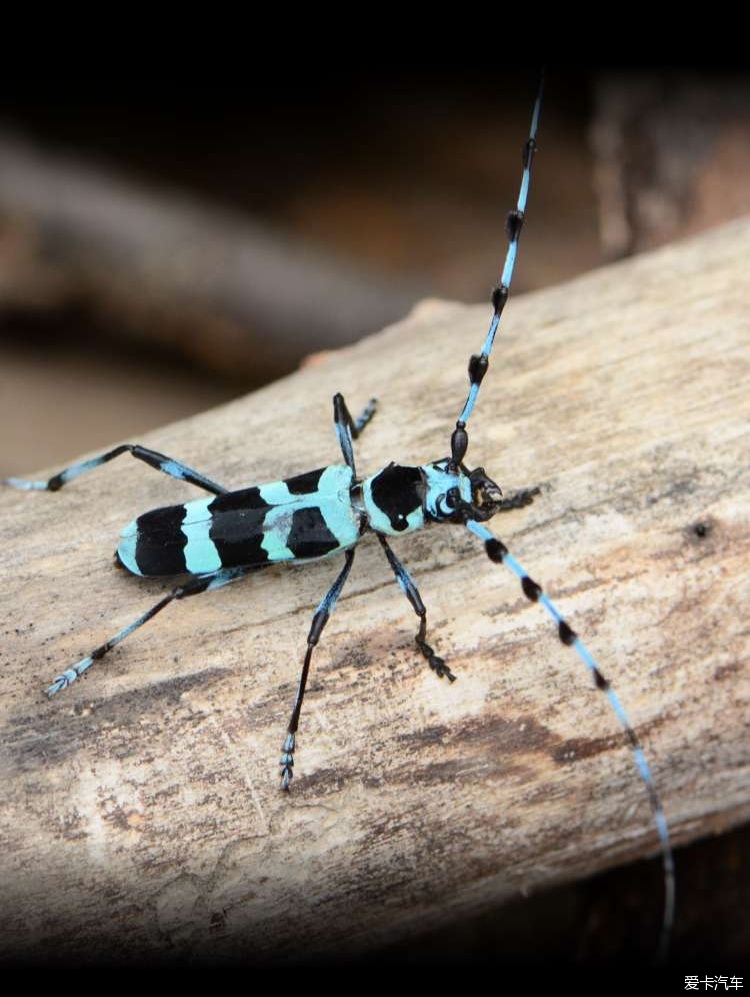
[
  {"left": 0, "top": 130, "right": 419, "bottom": 379},
  {"left": 591, "top": 73, "right": 750, "bottom": 258},
  {"left": 0, "top": 73, "right": 598, "bottom": 473}
]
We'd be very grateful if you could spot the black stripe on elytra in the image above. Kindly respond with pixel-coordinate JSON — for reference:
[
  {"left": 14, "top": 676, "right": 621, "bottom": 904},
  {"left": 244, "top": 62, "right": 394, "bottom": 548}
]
[
  {"left": 285, "top": 468, "right": 326, "bottom": 496},
  {"left": 210, "top": 512, "right": 270, "bottom": 568},
  {"left": 135, "top": 505, "right": 187, "bottom": 575},
  {"left": 209, "top": 486, "right": 267, "bottom": 514},
  {"left": 370, "top": 464, "right": 423, "bottom": 532},
  {"left": 287, "top": 507, "right": 340, "bottom": 559}
]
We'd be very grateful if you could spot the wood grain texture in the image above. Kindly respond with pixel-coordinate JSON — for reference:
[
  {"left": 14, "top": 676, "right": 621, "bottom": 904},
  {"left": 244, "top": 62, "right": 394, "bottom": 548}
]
[{"left": 1, "top": 219, "right": 748, "bottom": 963}]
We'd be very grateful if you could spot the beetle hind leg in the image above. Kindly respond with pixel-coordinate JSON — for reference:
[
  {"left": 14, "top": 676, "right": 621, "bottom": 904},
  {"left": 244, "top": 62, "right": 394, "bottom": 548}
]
[
  {"left": 45, "top": 567, "right": 251, "bottom": 696},
  {"left": 4, "top": 444, "right": 228, "bottom": 496},
  {"left": 280, "top": 549, "right": 355, "bottom": 790}
]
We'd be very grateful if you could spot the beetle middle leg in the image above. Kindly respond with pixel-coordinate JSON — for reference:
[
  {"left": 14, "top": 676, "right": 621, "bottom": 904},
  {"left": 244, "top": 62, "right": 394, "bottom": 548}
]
[
  {"left": 280, "top": 548, "right": 356, "bottom": 789},
  {"left": 376, "top": 533, "right": 454, "bottom": 682}
]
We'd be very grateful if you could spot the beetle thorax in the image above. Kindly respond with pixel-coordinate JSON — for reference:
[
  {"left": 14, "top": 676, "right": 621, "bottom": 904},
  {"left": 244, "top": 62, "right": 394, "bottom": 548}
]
[{"left": 360, "top": 459, "right": 477, "bottom": 536}]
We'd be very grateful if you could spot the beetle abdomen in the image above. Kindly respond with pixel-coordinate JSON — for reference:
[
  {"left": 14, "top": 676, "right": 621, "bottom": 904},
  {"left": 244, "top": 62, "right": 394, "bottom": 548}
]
[{"left": 116, "top": 464, "right": 362, "bottom": 577}]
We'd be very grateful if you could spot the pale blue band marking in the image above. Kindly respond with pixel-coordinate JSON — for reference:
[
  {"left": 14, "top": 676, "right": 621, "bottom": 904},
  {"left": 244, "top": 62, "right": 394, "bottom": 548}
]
[
  {"left": 466, "top": 521, "right": 491, "bottom": 542},
  {"left": 482, "top": 313, "right": 500, "bottom": 356},
  {"left": 60, "top": 457, "right": 102, "bottom": 484},
  {"left": 571, "top": 636, "right": 597, "bottom": 672},
  {"left": 459, "top": 384, "right": 480, "bottom": 425},
  {"left": 519, "top": 169, "right": 531, "bottom": 210},
  {"left": 530, "top": 88, "right": 542, "bottom": 140},
  {"left": 258, "top": 478, "right": 294, "bottom": 506},
  {"left": 3, "top": 477, "right": 48, "bottom": 490},
  {"left": 207, "top": 568, "right": 246, "bottom": 590},
  {"left": 501, "top": 551, "right": 525, "bottom": 582},
  {"left": 261, "top": 507, "right": 295, "bottom": 561},
  {"left": 47, "top": 656, "right": 94, "bottom": 696},
  {"left": 539, "top": 592, "right": 563, "bottom": 625},
  {"left": 182, "top": 498, "right": 222, "bottom": 574},
  {"left": 517, "top": 86, "right": 541, "bottom": 213},
  {"left": 161, "top": 459, "right": 188, "bottom": 480},
  {"left": 116, "top": 520, "right": 142, "bottom": 576},
  {"left": 501, "top": 239, "right": 518, "bottom": 288}
]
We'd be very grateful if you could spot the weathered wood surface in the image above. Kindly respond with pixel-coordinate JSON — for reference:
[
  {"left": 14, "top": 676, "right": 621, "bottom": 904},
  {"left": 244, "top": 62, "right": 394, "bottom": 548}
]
[{"left": 1, "top": 219, "right": 748, "bottom": 963}]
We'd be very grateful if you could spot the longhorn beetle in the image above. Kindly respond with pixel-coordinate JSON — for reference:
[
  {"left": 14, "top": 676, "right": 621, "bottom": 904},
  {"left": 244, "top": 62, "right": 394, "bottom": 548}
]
[{"left": 4, "top": 75, "right": 675, "bottom": 956}]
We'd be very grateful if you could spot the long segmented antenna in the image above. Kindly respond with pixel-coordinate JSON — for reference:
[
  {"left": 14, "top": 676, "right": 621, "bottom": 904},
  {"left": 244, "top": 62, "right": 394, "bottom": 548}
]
[
  {"left": 450, "top": 72, "right": 544, "bottom": 468},
  {"left": 465, "top": 518, "right": 675, "bottom": 960}
]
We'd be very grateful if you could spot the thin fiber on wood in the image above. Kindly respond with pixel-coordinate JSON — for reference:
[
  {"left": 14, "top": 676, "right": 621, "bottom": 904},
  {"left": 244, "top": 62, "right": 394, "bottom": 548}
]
[{"left": 1, "top": 219, "right": 748, "bottom": 962}]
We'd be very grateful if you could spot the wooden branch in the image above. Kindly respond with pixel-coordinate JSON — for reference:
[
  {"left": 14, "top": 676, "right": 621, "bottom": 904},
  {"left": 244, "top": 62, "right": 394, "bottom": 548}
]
[{"left": 1, "top": 219, "right": 748, "bottom": 963}]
